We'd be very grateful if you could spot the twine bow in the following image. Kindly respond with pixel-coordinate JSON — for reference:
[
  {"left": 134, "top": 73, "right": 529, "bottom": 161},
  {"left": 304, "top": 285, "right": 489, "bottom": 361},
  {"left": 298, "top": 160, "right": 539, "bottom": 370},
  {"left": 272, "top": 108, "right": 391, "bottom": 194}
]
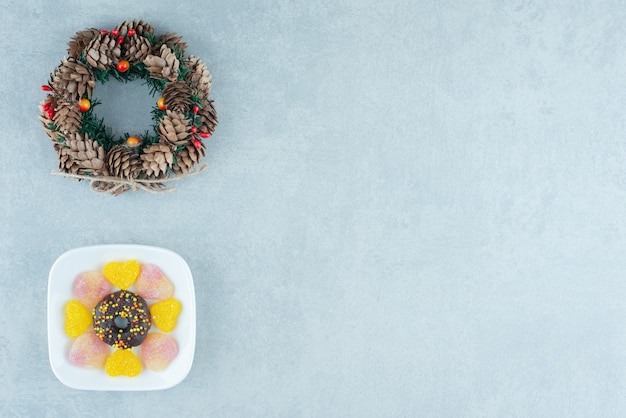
[{"left": 51, "top": 164, "right": 207, "bottom": 195}]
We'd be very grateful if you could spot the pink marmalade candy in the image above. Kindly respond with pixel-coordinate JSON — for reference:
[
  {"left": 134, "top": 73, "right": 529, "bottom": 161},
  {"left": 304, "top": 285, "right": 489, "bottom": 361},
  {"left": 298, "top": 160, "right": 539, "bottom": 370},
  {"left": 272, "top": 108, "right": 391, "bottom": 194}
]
[
  {"left": 140, "top": 333, "right": 178, "bottom": 371},
  {"left": 72, "top": 271, "right": 112, "bottom": 308},
  {"left": 68, "top": 332, "right": 109, "bottom": 368},
  {"left": 134, "top": 264, "right": 174, "bottom": 301}
]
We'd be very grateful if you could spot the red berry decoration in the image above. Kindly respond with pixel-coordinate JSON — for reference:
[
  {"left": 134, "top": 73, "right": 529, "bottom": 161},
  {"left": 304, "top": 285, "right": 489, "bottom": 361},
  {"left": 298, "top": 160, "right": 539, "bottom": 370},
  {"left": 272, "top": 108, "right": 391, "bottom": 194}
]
[
  {"left": 192, "top": 139, "right": 202, "bottom": 149},
  {"left": 199, "top": 132, "right": 211, "bottom": 138},
  {"left": 116, "top": 60, "right": 130, "bottom": 73},
  {"left": 192, "top": 105, "right": 199, "bottom": 114},
  {"left": 41, "top": 85, "right": 52, "bottom": 91},
  {"left": 100, "top": 30, "right": 109, "bottom": 35},
  {"left": 190, "top": 126, "right": 197, "bottom": 133},
  {"left": 127, "top": 29, "right": 136, "bottom": 36},
  {"left": 117, "top": 36, "right": 124, "bottom": 44},
  {"left": 46, "top": 109, "right": 55, "bottom": 120},
  {"left": 43, "top": 101, "right": 52, "bottom": 111},
  {"left": 112, "top": 29, "right": 119, "bottom": 37}
]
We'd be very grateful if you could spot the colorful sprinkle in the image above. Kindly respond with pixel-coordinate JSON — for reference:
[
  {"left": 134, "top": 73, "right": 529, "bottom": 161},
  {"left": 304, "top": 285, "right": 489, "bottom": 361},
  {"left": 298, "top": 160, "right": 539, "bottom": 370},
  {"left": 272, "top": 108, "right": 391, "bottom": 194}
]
[{"left": 93, "top": 290, "right": 151, "bottom": 349}]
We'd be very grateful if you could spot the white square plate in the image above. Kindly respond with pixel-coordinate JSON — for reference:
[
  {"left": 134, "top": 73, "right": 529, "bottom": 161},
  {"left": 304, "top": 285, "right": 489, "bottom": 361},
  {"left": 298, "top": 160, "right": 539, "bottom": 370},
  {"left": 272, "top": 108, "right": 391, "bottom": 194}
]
[{"left": 48, "top": 244, "right": 196, "bottom": 391}]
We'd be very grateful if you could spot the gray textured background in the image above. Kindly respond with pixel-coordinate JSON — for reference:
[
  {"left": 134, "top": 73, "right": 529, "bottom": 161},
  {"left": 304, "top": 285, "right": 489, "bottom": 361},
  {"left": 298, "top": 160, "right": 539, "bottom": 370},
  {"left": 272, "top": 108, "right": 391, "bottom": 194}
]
[{"left": 2, "top": 0, "right": 626, "bottom": 416}]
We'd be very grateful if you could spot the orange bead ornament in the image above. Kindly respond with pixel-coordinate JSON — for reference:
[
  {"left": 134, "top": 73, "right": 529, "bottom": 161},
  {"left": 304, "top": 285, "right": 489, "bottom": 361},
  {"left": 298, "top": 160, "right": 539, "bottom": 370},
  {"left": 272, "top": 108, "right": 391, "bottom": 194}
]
[
  {"left": 78, "top": 98, "right": 91, "bottom": 112},
  {"left": 157, "top": 97, "right": 166, "bottom": 110},
  {"left": 126, "top": 136, "right": 141, "bottom": 148},
  {"left": 116, "top": 60, "right": 130, "bottom": 73}
]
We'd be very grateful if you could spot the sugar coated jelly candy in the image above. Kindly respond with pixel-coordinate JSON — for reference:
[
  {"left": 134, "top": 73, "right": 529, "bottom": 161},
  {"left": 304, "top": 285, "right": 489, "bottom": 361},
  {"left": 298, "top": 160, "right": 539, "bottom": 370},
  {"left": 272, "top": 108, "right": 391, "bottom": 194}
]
[
  {"left": 103, "top": 259, "right": 140, "bottom": 289},
  {"left": 105, "top": 349, "right": 142, "bottom": 377},
  {"left": 140, "top": 333, "right": 178, "bottom": 371},
  {"left": 150, "top": 298, "right": 182, "bottom": 332},
  {"left": 64, "top": 300, "right": 92, "bottom": 338},
  {"left": 68, "top": 332, "right": 109, "bottom": 368},
  {"left": 72, "top": 271, "right": 112, "bottom": 308},
  {"left": 135, "top": 263, "right": 174, "bottom": 301}
]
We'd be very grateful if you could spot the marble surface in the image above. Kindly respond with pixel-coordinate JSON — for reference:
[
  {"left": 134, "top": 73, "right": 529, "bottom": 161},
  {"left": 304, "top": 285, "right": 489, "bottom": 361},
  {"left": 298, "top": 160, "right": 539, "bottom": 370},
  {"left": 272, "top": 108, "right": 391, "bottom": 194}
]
[{"left": 2, "top": 0, "right": 626, "bottom": 416}]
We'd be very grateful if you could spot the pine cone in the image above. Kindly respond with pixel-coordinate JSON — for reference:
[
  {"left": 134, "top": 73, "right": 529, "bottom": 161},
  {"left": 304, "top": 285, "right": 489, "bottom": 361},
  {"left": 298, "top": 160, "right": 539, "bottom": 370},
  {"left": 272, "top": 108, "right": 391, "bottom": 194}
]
[
  {"left": 122, "top": 35, "right": 152, "bottom": 64},
  {"left": 67, "top": 28, "right": 100, "bottom": 59},
  {"left": 85, "top": 34, "right": 122, "bottom": 70},
  {"left": 106, "top": 145, "right": 142, "bottom": 180},
  {"left": 115, "top": 19, "right": 154, "bottom": 36},
  {"left": 141, "top": 143, "right": 174, "bottom": 178},
  {"left": 158, "top": 32, "right": 187, "bottom": 56},
  {"left": 158, "top": 110, "right": 192, "bottom": 147},
  {"left": 39, "top": 95, "right": 61, "bottom": 140},
  {"left": 143, "top": 44, "right": 179, "bottom": 81},
  {"left": 185, "top": 56, "right": 212, "bottom": 98},
  {"left": 49, "top": 58, "right": 95, "bottom": 101},
  {"left": 196, "top": 101, "right": 218, "bottom": 133},
  {"left": 40, "top": 116, "right": 62, "bottom": 143},
  {"left": 52, "top": 99, "right": 82, "bottom": 135},
  {"left": 173, "top": 141, "right": 205, "bottom": 175},
  {"left": 55, "top": 142, "right": 82, "bottom": 174},
  {"left": 162, "top": 80, "right": 193, "bottom": 112},
  {"left": 57, "top": 132, "right": 106, "bottom": 175}
]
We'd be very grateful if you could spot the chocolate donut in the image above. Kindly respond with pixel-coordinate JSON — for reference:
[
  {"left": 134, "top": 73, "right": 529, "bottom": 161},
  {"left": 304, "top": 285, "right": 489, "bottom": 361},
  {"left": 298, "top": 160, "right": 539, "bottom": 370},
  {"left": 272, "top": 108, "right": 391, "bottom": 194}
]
[{"left": 93, "top": 290, "right": 151, "bottom": 349}]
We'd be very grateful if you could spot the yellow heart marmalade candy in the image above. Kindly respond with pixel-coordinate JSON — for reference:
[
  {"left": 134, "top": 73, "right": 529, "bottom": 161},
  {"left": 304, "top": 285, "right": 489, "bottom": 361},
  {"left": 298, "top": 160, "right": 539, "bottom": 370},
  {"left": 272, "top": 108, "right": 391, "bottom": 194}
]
[
  {"left": 103, "top": 260, "right": 140, "bottom": 289},
  {"left": 64, "top": 300, "right": 92, "bottom": 338},
  {"left": 150, "top": 299, "right": 182, "bottom": 332},
  {"left": 105, "top": 349, "right": 142, "bottom": 377}
]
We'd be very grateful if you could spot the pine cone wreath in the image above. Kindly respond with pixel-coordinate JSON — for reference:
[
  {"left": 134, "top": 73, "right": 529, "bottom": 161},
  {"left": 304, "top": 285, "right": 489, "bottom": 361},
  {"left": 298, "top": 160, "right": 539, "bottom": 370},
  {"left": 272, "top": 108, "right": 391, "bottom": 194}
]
[
  {"left": 162, "top": 81, "right": 193, "bottom": 112},
  {"left": 158, "top": 110, "right": 192, "bottom": 147},
  {"left": 40, "top": 21, "right": 218, "bottom": 194},
  {"left": 185, "top": 56, "right": 212, "bottom": 98},
  {"left": 85, "top": 34, "right": 122, "bottom": 70},
  {"left": 143, "top": 44, "right": 179, "bottom": 81},
  {"left": 173, "top": 141, "right": 206, "bottom": 175},
  {"left": 49, "top": 58, "right": 95, "bottom": 102},
  {"left": 67, "top": 28, "right": 100, "bottom": 59},
  {"left": 141, "top": 143, "right": 174, "bottom": 178}
]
